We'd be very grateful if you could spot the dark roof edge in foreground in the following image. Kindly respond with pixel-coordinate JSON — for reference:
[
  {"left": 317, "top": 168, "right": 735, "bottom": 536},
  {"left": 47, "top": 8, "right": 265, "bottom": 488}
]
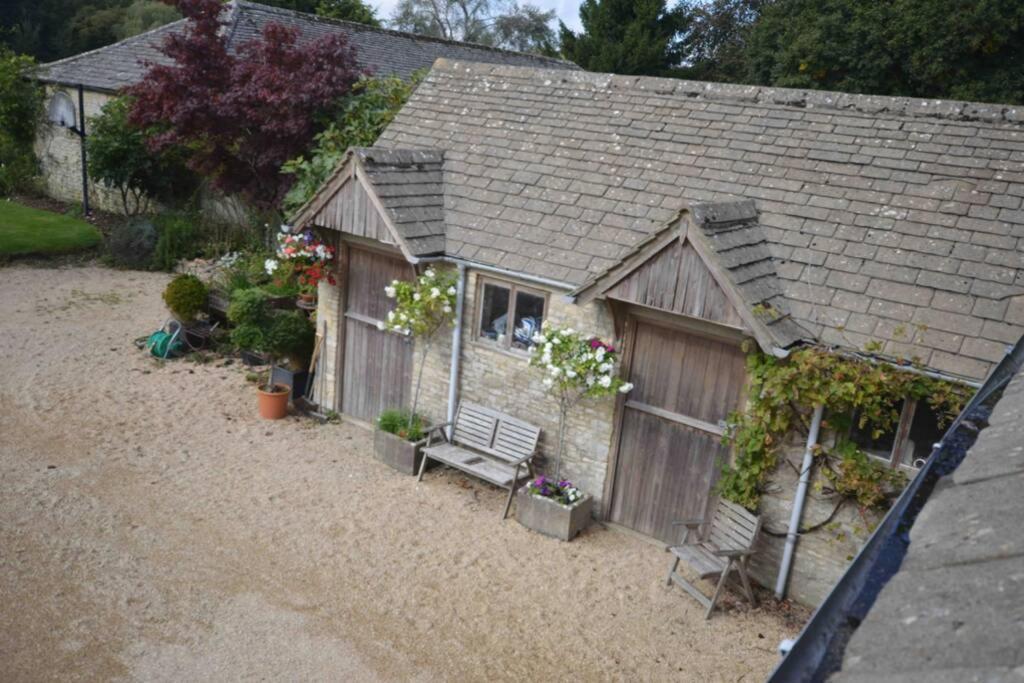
[{"left": 766, "top": 333, "right": 1024, "bottom": 682}]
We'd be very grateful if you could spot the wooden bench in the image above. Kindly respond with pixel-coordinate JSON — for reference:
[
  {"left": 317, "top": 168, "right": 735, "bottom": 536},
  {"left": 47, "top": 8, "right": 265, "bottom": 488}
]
[
  {"left": 666, "top": 498, "right": 762, "bottom": 619},
  {"left": 417, "top": 402, "right": 541, "bottom": 519}
]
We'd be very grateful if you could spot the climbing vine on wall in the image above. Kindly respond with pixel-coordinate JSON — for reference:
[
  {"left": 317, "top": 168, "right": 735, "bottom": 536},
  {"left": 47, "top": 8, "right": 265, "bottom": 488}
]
[{"left": 717, "top": 344, "right": 971, "bottom": 512}]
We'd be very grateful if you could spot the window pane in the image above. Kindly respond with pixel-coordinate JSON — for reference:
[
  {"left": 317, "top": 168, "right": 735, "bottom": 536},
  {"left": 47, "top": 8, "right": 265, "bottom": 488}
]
[
  {"left": 479, "top": 283, "right": 510, "bottom": 344},
  {"left": 899, "top": 401, "right": 943, "bottom": 468},
  {"left": 850, "top": 402, "right": 900, "bottom": 460},
  {"left": 511, "top": 290, "right": 545, "bottom": 351}
]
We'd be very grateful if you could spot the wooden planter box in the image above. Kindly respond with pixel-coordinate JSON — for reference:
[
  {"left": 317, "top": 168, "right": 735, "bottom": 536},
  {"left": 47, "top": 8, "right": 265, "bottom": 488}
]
[
  {"left": 515, "top": 486, "right": 593, "bottom": 541},
  {"left": 373, "top": 429, "right": 427, "bottom": 475}
]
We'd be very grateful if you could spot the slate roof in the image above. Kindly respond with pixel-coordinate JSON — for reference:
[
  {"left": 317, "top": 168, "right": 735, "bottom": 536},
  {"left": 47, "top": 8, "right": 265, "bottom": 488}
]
[
  {"left": 375, "top": 59, "right": 1024, "bottom": 380},
  {"left": 832, "top": 360, "right": 1024, "bottom": 681},
  {"left": 355, "top": 148, "right": 446, "bottom": 256},
  {"left": 33, "top": 0, "right": 576, "bottom": 93},
  {"left": 690, "top": 200, "right": 813, "bottom": 348}
]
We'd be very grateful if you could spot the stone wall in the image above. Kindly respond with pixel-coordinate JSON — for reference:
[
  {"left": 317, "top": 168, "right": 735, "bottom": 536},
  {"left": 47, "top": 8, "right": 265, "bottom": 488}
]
[
  {"left": 748, "top": 432, "right": 885, "bottom": 607},
  {"left": 412, "top": 269, "right": 620, "bottom": 507},
  {"left": 311, "top": 277, "right": 342, "bottom": 412},
  {"left": 34, "top": 86, "right": 125, "bottom": 214}
]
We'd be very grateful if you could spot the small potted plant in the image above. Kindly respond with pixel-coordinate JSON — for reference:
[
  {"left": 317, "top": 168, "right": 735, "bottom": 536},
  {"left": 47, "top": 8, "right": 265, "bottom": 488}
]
[
  {"left": 373, "top": 409, "right": 429, "bottom": 474},
  {"left": 516, "top": 323, "right": 633, "bottom": 539},
  {"left": 516, "top": 476, "right": 593, "bottom": 541},
  {"left": 264, "top": 226, "right": 335, "bottom": 308}
]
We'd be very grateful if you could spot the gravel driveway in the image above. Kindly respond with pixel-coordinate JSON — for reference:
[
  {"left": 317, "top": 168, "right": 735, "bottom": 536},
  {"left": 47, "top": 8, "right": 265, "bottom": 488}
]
[{"left": 0, "top": 264, "right": 792, "bottom": 681}]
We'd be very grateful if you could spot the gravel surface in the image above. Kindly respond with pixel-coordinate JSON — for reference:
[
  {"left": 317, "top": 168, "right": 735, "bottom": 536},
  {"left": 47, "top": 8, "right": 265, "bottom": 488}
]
[{"left": 0, "top": 264, "right": 791, "bottom": 681}]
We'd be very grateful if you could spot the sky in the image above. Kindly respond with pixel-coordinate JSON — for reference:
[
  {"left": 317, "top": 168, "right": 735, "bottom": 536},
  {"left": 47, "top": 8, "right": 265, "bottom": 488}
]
[{"left": 370, "top": 0, "right": 584, "bottom": 33}]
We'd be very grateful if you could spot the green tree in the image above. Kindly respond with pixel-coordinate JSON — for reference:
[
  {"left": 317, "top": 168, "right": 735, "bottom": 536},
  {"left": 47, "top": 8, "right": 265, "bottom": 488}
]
[
  {"left": 0, "top": 47, "right": 42, "bottom": 195},
  {"left": 387, "top": 0, "right": 557, "bottom": 52},
  {"left": 316, "top": 0, "right": 380, "bottom": 26},
  {"left": 743, "top": 0, "right": 1024, "bottom": 104},
  {"left": 281, "top": 73, "right": 422, "bottom": 215},
  {"left": 86, "top": 96, "right": 195, "bottom": 215},
  {"left": 677, "top": 0, "right": 764, "bottom": 82},
  {"left": 114, "top": 1, "right": 181, "bottom": 40},
  {"left": 559, "top": 0, "right": 691, "bottom": 75}
]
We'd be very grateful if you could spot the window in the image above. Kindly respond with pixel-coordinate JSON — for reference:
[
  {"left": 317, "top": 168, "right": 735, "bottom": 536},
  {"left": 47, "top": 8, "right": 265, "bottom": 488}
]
[
  {"left": 476, "top": 278, "right": 547, "bottom": 353},
  {"left": 848, "top": 399, "right": 944, "bottom": 471}
]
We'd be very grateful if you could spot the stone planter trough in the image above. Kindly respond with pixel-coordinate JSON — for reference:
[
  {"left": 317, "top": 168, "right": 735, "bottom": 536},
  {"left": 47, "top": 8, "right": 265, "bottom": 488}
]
[
  {"left": 515, "top": 486, "right": 593, "bottom": 541},
  {"left": 373, "top": 429, "right": 428, "bottom": 475}
]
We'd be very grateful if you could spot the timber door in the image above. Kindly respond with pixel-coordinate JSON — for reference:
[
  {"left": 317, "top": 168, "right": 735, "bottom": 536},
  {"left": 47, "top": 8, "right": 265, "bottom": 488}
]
[
  {"left": 609, "top": 315, "right": 747, "bottom": 543},
  {"left": 341, "top": 246, "right": 414, "bottom": 422}
]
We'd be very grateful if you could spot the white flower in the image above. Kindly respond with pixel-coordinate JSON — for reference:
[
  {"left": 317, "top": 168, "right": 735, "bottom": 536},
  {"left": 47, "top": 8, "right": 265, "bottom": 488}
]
[
  {"left": 619, "top": 382, "right": 634, "bottom": 393},
  {"left": 413, "top": 292, "right": 421, "bottom": 301},
  {"left": 376, "top": 321, "right": 386, "bottom": 331},
  {"left": 447, "top": 286, "right": 457, "bottom": 295},
  {"left": 264, "top": 258, "right": 279, "bottom": 275},
  {"left": 279, "top": 224, "right": 292, "bottom": 233},
  {"left": 542, "top": 377, "right": 554, "bottom": 388},
  {"left": 595, "top": 347, "right": 606, "bottom": 361},
  {"left": 532, "top": 333, "right": 545, "bottom": 344},
  {"left": 565, "top": 369, "right": 577, "bottom": 378},
  {"left": 387, "top": 311, "right": 395, "bottom": 321},
  {"left": 549, "top": 366, "right": 562, "bottom": 377},
  {"left": 430, "top": 287, "right": 440, "bottom": 298},
  {"left": 598, "top": 362, "right": 612, "bottom": 373},
  {"left": 443, "top": 304, "right": 452, "bottom": 313},
  {"left": 424, "top": 268, "right": 436, "bottom": 278},
  {"left": 585, "top": 375, "right": 595, "bottom": 386},
  {"left": 399, "top": 312, "right": 408, "bottom": 321},
  {"left": 384, "top": 286, "right": 396, "bottom": 298},
  {"left": 599, "top": 375, "right": 612, "bottom": 388},
  {"left": 565, "top": 327, "right": 575, "bottom": 335}
]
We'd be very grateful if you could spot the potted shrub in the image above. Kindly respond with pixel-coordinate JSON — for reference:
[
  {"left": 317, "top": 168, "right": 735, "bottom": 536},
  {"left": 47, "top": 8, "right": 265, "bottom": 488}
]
[
  {"left": 516, "top": 476, "right": 593, "bottom": 541},
  {"left": 373, "top": 409, "right": 430, "bottom": 474},
  {"left": 266, "top": 311, "right": 315, "bottom": 400},
  {"left": 374, "top": 267, "right": 458, "bottom": 469},
  {"left": 515, "top": 323, "right": 633, "bottom": 539},
  {"left": 228, "top": 288, "right": 310, "bottom": 419}
]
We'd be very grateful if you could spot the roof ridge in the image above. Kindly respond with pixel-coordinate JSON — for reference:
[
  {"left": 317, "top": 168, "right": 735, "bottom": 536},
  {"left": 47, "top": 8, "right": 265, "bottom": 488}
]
[
  {"left": 233, "top": 0, "right": 577, "bottom": 69},
  {"left": 35, "top": 18, "right": 185, "bottom": 77},
  {"left": 433, "top": 61, "right": 1024, "bottom": 126}
]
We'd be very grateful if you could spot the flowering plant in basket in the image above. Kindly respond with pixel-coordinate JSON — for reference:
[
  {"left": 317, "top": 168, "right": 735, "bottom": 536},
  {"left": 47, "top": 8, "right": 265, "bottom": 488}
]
[
  {"left": 526, "top": 476, "right": 585, "bottom": 506},
  {"left": 264, "top": 226, "right": 336, "bottom": 293}
]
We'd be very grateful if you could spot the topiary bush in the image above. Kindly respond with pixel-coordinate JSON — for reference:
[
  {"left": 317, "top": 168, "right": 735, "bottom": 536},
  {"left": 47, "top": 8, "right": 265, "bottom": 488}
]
[
  {"left": 162, "top": 274, "right": 208, "bottom": 322},
  {"left": 265, "top": 310, "right": 315, "bottom": 370},
  {"left": 105, "top": 218, "right": 158, "bottom": 268}
]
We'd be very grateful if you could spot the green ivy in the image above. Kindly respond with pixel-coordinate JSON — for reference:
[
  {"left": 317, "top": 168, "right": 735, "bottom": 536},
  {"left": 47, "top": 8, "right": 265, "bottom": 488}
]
[{"left": 718, "top": 344, "right": 971, "bottom": 511}]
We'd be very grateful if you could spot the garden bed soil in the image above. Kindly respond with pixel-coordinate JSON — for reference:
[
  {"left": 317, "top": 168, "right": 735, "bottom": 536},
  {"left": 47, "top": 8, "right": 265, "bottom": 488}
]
[{"left": 0, "top": 264, "right": 795, "bottom": 681}]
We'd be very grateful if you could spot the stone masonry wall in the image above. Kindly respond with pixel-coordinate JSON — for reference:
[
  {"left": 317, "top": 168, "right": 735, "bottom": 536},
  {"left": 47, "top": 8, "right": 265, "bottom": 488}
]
[
  {"left": 412, "top": 269, "right": 620, "bottom": 508},
  {"left": 311, "top": 277, "right": 341, "bottom": 412},
  {"left": 749, "top": 431, "right": 885, "bottom": 607},
  {"left": 35, "top": 86, "right": 125, "bottom": 214}
]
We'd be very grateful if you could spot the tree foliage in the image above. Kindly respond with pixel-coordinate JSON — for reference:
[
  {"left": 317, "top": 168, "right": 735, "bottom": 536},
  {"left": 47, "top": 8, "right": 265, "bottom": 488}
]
[
  {"left": 0, "top": 47, "right": 42, "bottom": 196},
  {"left": 257, "top": 0, "right": 381, "bottom": 25},
  {"left": 281, "top": 73, "right": 422, "bottom": 215},
  {"left": 87, "top": 96, "right": 195, "bottom": 215},
  {"left": 559, "top": 0, "right": 690, "bottom": 76},
  {"left": 1, "top": 0, "right": 180, "bottom": 62},
  {"left": 128, "top": 0, "right": 364, "bottom": 211},
  {"left": 388, "top": 0, "right": 557, "bottom": 53}
]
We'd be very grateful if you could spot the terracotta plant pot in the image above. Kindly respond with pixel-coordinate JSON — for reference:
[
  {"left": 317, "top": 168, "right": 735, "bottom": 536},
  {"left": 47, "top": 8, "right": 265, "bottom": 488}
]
[{"left": 257, "top": 384, "right": 290, "bottom": 420}]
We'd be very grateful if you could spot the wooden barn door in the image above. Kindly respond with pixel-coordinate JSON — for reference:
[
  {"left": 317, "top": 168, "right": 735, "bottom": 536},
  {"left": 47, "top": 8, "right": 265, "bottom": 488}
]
[
  {"left": 609, "top": 315, "right": 747, "bottom": 543},
  {"left": 341, "top": 246, "right": 414, "bottom": 423}
]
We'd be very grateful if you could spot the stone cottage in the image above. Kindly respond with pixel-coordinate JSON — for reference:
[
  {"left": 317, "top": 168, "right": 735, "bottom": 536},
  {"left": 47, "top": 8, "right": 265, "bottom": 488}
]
[
  {"left": 295, "top": 60, "right": 1024, "bottom": 606},
  {"left": 30, "top": 0, "right": 576, "bottom": 213}
]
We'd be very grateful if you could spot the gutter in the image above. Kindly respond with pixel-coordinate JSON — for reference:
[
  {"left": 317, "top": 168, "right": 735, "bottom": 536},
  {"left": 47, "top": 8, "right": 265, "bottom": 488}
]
[
  {"left": 767, "top": 336, "right": 1024, "bottom": 681},
  {"left": 413, "top": 255, "right": 577, "bottom": 291},
  {"left": 775, "top": 404, "right": 824, "bottom": 600}
]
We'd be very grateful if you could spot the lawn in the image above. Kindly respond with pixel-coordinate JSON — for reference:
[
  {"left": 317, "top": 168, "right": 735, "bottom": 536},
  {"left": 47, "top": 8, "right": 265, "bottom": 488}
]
[{"left": 0, "top": 200, "right": 102, "bottom": 256}]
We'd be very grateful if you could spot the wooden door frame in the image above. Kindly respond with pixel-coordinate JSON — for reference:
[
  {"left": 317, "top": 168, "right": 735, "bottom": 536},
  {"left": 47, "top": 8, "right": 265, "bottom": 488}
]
[
  {"left": 335, "top": 238, "right": 415, "bottom": 421},
  {"left": 600, "top": 303, "right": 750, "bottom": 524}
]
